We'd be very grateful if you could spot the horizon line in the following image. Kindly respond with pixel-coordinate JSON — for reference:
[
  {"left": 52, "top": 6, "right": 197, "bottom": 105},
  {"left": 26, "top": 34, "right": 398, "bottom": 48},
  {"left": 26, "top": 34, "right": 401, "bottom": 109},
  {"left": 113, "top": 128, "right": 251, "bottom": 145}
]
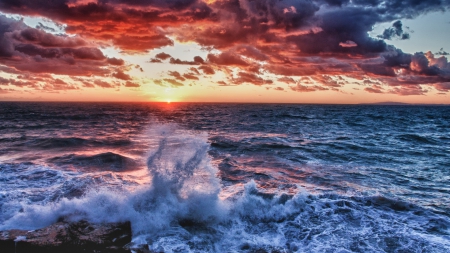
[{"left": 0, "top": 100, "right": 449, "bottom": 105}]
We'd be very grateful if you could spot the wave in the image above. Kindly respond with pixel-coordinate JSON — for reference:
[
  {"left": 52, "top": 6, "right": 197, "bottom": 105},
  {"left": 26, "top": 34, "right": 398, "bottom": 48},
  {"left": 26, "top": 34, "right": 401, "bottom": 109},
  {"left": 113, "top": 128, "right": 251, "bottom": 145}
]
[
  {"left": 0, "top": 135, "right": 27, "bottom": 143},
  {"left": 25, "top": 137, "right": 88, "bottom": 149},
  {"left": 276, "top": 113, "right": 310, "bottom": 120},
  {"left": 398, "top": 134, "right": 438, "bottom": 144},
  {"left": 2, "top": 182, "right": 449, "bottom": 252},
  {"left": 20, "top": 137, "right": 132, "bottom": 149},
  {"left": 1, "top": 124, "right": 449, "bottom": 252},
  {"left": 48, "top": 152, "right": 138, "bottom": 172},
  {"left": 210, "top": 136, "right": 293, "bottom": 153}
]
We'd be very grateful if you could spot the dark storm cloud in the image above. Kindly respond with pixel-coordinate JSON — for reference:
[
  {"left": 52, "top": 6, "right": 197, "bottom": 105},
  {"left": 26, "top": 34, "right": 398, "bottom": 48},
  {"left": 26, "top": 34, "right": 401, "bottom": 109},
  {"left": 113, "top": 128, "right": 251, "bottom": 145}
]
[
  {"left": 229, "top": 0, "right": 319, "bottom": 30},
  {"left": 378, "top": 21, "right": 410, "bottom": 40},
  {"left": 35, "top": 22, "right": 57, "bottom": 32},
  {"left": 11, "top": 45, "right": 107, "bottom": 63},
  {"left": 359, "top": 63, "right": 397, "bottom": 77},
  {"left": 382, "top": 48, "right": 412, "bottom": 68},
  {"left": 359, "top": 48, "right": 450, "bottom": 92},
  {"left": 0, "top": 14, "right": 126, "bottom": 81},
  {"left": 103, "top": 0, "right": 200, "bottom": 9},
  {"left": 436, "top": 48, "right": 449, "bottom": 56},
  {"left": 287, "top": 8, "right": 387, "bottom": 55},
  {"left": 410, "top": 52, "right": 440, "bottom": 75},
  {"left": 354, "top": 0, "right": 449, "bottom": 17},
  {"left": 0, "top": 15, "right": 24, "bottom": 57},
  {"left": 11, "top": 27, "right": 87, "bottom": 47}
]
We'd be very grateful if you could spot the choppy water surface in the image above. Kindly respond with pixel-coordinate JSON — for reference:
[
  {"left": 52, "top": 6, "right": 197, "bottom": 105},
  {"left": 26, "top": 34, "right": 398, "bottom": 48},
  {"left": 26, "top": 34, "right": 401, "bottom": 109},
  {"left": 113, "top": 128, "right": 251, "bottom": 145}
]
[{"left": 0, "top": 102, "right": 449, "bottom": 252}]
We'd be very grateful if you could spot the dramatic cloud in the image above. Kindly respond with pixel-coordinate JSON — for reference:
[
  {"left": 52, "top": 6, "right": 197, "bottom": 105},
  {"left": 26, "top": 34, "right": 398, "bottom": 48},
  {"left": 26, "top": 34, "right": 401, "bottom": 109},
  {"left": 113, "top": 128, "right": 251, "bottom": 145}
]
[
  {"left": 277, "top": 77, "right": 296, "bottom": 84},
  {"left": 364, "top": 86, "right": 385, "bottom": 94},
  {"left": 155, "top": 52, "right": 172, "bottom": 60},
  {"left": 198, "top": 65, "right": 215, "bottom": 75},
  {"left": 169, "top": 57, "right": 201, "bottom": 65},
  {"left": 0, "top": 0, "right": 449, "bottom": 97},
  {"left": 183, "top": 73, "right": 199, "bottom": 80},
  {"left": 0, "top": 14, "right": 129, "bottom": 89},
  {"left": 112, "top": 70, "right": 132, "bottom": 80},
  {"left": 107, "top": 57, "right": 125, "bottom": 65},
  {"left": 378, "top": 20, "right": 410, "bottom": 40},
  {"left": 434, "top": 82, "right": 450, "bottom": 92},
  {"left": 124, "top": 81, "right": 140, "bottom": 88},
  {"left": 290, "top": 84, "right": 328, "bottom": 92},
  {"left": 11, "top": 27, "right": 87, "bottom": 47},
  {"left": 168, "top": 71, "right": 186, "bottom": 81},
  {"left": 164, "top": 78, "right": 184, "bottom": 87},
  {"left": 339, "top": 40, "right": 358, "bottom": 48},
  {"left": 232, "top": 72, "right": 273, "bottom": 86},
  {"left": 207, "top": 52, "right": 249, "bottom": 67}
]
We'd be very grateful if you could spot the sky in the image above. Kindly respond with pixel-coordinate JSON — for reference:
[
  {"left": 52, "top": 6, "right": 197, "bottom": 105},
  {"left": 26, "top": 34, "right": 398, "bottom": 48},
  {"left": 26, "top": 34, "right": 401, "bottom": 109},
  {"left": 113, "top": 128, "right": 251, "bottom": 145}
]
[{"left": 0, "top": 0, "right": 449, "bottom": 103}]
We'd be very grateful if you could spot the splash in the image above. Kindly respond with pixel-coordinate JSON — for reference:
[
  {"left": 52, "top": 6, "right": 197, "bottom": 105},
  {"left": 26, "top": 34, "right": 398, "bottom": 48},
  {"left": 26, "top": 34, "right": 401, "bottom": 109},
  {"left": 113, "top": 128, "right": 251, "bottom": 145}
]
[
  {"left": 128, "top": 124, "right": 226, "bottom": 238},
  {"left": 0, "top": 124, "right": 226, "bottom": 243},
  {"left": 1, "top": 124, "right": 449, "bottom": 252}
]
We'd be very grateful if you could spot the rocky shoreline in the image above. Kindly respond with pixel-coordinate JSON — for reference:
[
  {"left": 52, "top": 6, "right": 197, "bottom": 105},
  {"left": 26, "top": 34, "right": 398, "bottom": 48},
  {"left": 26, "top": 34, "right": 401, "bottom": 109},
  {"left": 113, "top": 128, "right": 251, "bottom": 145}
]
[{"left": 0, "top": 220, "right": 132, "bottom": 253}]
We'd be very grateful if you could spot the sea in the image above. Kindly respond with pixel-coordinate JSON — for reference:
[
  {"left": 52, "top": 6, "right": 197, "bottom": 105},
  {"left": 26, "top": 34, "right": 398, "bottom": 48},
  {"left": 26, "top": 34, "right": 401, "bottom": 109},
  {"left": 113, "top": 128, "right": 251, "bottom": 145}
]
[{"left": 0, "top": 102, "right": 449, "bottom": 252}]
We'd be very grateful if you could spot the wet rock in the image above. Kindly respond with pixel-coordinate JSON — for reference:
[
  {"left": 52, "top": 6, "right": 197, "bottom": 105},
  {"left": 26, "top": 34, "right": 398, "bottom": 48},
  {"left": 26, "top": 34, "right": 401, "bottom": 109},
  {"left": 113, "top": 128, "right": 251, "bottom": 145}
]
[{"left": 0, "top": 220, "right": 132, "bottom": 253}]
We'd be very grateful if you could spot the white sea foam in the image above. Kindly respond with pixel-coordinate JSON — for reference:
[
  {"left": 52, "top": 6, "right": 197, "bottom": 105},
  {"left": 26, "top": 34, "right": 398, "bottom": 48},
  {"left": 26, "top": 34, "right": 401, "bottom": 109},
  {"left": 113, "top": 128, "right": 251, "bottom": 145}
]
[
  {"left": 1, "top": 124, "right": 449, "bottom": 252},
  {"left": 0, "top": 124, "right": 227, "bottom": 235}
]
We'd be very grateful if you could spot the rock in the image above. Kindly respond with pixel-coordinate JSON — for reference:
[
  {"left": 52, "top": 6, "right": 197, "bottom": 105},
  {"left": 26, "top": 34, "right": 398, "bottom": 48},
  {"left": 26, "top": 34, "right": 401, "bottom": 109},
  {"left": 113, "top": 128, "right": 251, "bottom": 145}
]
[{"left": 0, "top": 220, "right": 132, "bottom": 253}]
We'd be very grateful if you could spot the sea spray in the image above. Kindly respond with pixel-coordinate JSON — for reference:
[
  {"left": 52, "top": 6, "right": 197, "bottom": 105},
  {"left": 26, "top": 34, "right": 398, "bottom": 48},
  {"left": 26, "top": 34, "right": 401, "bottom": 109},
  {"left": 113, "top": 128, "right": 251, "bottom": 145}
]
[
  {"left": 1, "top": 124, "right": 228, "bottom": 251},
  {"left": 128, "top": 124, "right": 226, "bottom": 241},
  {"left": 1, "top": 123, "right": 450, "bottom": 252}
]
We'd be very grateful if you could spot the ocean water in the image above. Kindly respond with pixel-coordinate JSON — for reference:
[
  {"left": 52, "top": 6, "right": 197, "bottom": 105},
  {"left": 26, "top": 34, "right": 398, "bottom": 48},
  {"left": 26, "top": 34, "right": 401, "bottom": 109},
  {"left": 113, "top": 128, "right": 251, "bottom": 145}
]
[{"left": 0, "top": 102, "right": 449, "bottom": 252}]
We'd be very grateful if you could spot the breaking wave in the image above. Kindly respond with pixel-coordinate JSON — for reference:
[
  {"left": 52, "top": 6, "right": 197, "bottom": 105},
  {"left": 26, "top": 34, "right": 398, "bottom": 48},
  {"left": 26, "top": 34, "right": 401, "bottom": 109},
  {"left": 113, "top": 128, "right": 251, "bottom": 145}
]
[{"left": 1, "top": 124, "right": 449, "bottom": 252}]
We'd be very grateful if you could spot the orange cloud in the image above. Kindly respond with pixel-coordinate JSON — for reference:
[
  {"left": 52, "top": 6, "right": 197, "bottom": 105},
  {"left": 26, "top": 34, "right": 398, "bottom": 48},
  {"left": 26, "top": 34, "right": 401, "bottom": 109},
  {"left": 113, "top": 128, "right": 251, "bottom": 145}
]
[{"left": 0, "top": 0, "right": 449, "bottom": 97}]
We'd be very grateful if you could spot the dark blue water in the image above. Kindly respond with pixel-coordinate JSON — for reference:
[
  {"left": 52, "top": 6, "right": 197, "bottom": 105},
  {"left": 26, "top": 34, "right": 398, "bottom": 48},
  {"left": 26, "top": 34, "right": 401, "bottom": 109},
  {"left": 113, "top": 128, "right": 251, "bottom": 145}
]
[{"left": 0, "top": 102, "right": 449, "bottom": 252}]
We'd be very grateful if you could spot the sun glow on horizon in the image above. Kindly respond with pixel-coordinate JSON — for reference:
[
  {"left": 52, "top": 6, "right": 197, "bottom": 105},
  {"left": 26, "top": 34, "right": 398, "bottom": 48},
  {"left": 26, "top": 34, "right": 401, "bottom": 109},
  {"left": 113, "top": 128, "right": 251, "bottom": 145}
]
[{"left": 0, "top": 3, "right": 449, "bottom": 103}]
